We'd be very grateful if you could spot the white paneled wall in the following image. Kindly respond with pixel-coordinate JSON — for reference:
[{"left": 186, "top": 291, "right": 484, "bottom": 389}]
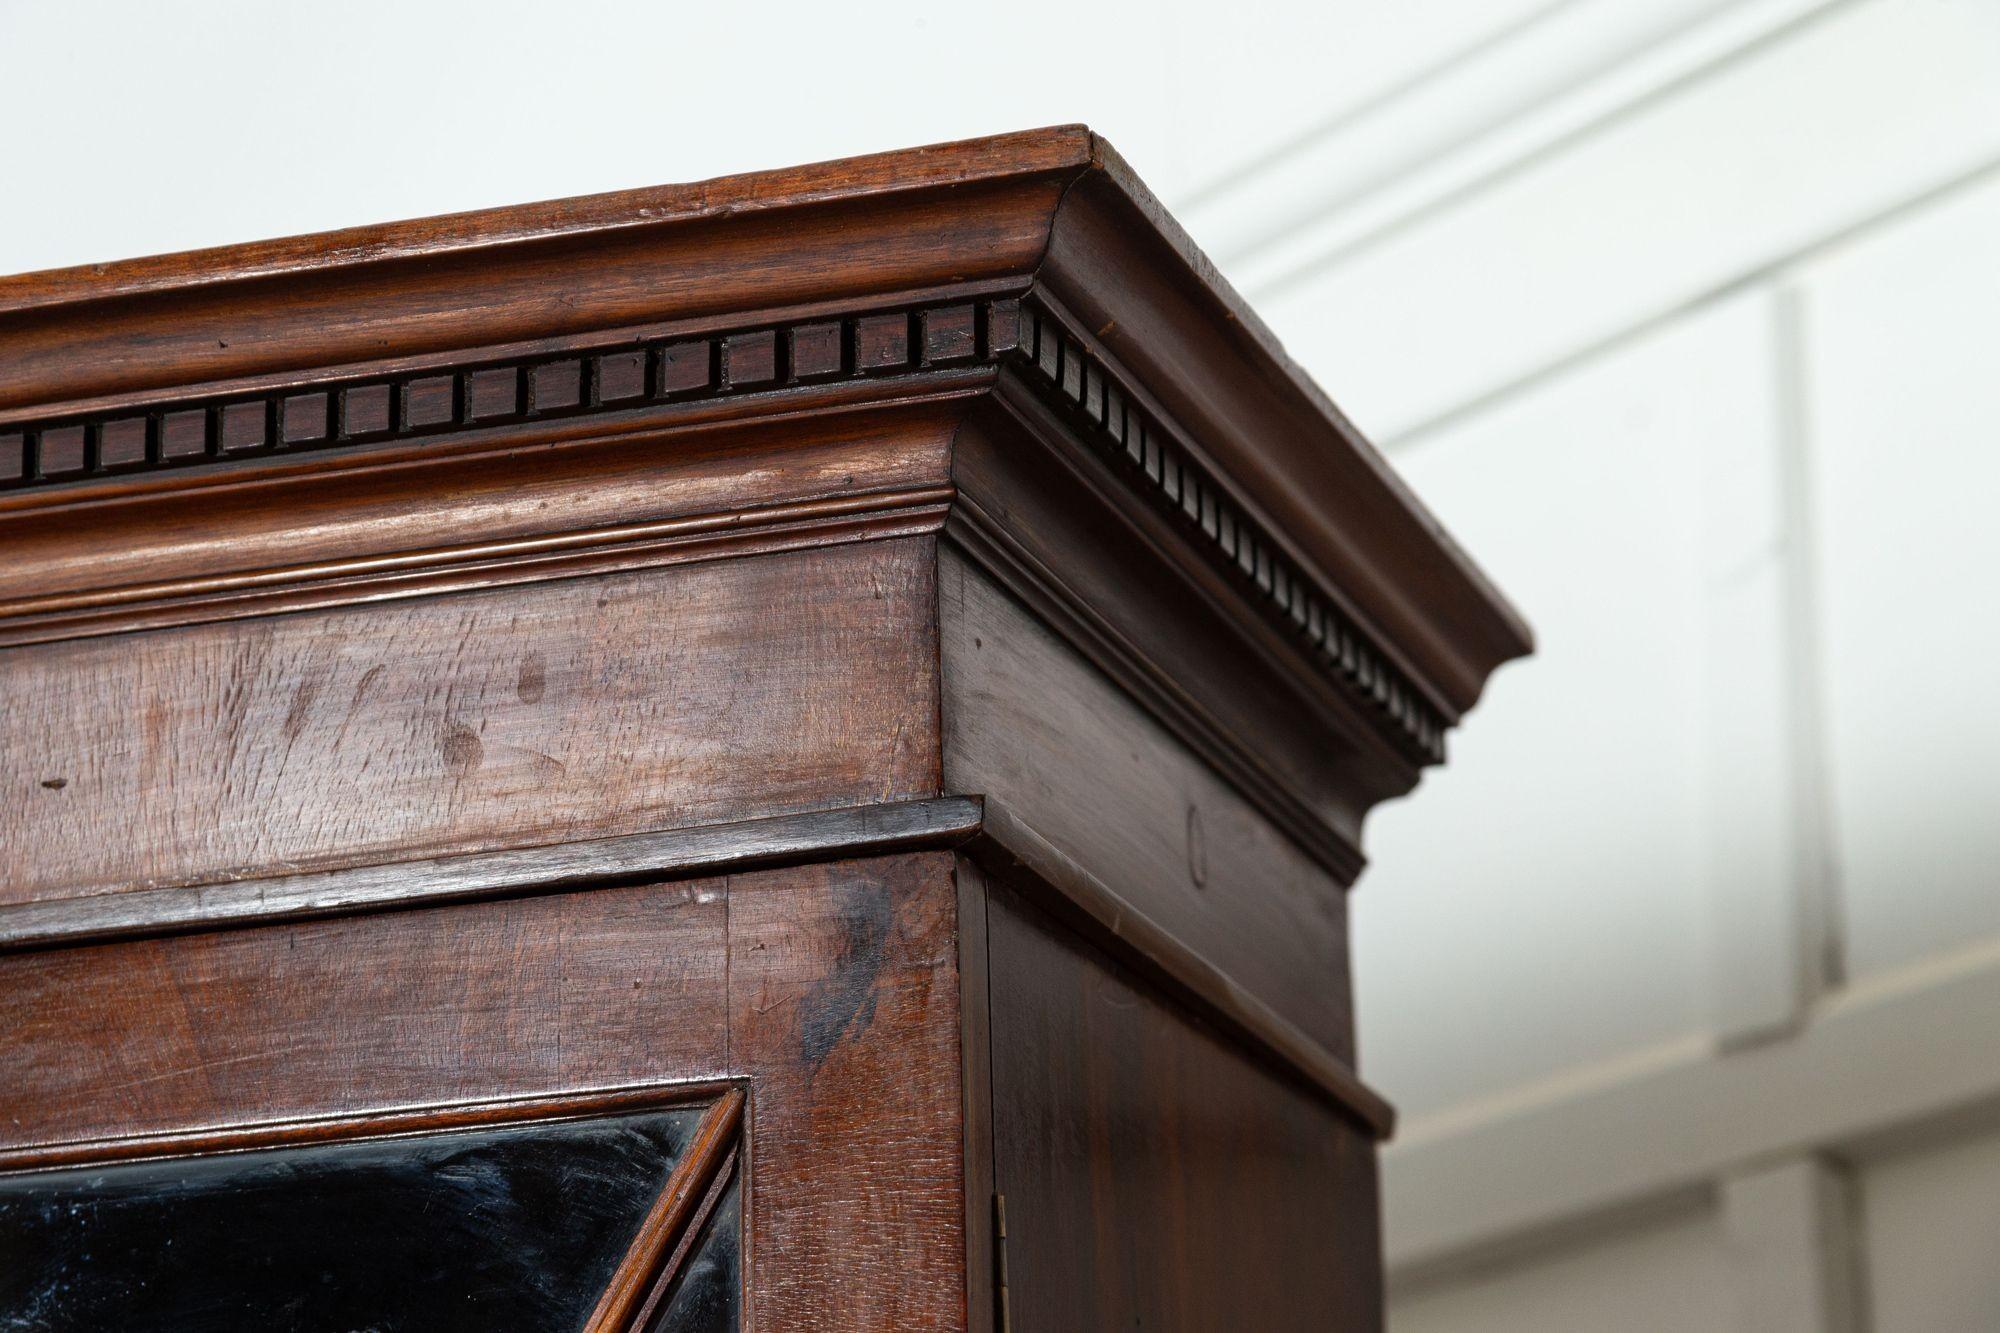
[
  {"left": 1394, "top": 1202, "right": 1738, "bottom": 1333},
  {"left": 1353, "top": 292, "right": 1778, "bottom": 1117},
  {"left": 6, "top": 2, "right": 1999, "bottom": 1326},
  {"left": 1797, "top": 174, "right": 2000, "bottom": 983},
  {"left": 1861, "top": 1132, "right": 2000, "bottom": 1331},
  {"left": 1200, "top": 0, "right": 2000, "bottom": 1327},
  {"left": 1243, "top": 0, "right": 2000, "bottom": 440}
]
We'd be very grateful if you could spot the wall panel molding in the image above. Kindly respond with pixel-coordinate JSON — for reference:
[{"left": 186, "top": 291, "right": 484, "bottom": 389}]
[
  {"left": 1185, "top": 0, "right": 1836, "bottom": 287},
  {"left": 1719, "top": 1156, "right": 1862, "bottom": 1333},
  {"left": 1243, "top": 0, "right": 2000, "bottom": 438},
  {"left": 1384, "top": 934, "right": 2000, "bottom": 1276}
]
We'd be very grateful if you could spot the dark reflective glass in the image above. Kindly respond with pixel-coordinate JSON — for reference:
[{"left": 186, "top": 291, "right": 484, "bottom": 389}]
[
  {"left": 0, "top": 1107, "right": 709, "bottom": 1332},
  {"left": 649, "top": 1173, "right": 741, "bottom": 1333}
]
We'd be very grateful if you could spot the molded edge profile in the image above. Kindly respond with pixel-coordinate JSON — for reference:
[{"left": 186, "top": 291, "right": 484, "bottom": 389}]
[
  {"left": 584, "top": 1088, "right": 748, "bottom": 1333},
  {"left": 0, "top": 303, "right": 1454, "bottom": 823},
  {"left": 0, "top": 127, "right": 1528, "bottom": 870},
  {"left": 988, "top": 296, "right": 1448, "bottom": 765},
  {"left": 0, "top": 125, "right": 1526, "bottom": 722},
  {"left": 0, "top": 1078, "right": 744, "bottom": 1175},
  {"left": 942, "top": 391, "right": 1397, "bottom": 879},
  {"left": 0, "top": 791, "right": 1391, "bottom": 1144},
  {"left": 0, "top": 129, "right": 1094, "bottom": 412},
  {"left": 0, "top": 392, "right": 973, "bottom": 632},
  {"left": 965, "top": 801, "right": 1396, "bottom": 1140},
  {"left": 0, "top": 127, "right": 1097, "bottom": 320},
  {"left": 0, "top": 798, "right": 990, "bottom": 953},
  {"left": 1042, "top": 134, "right": 1533, "bottom": 721}
]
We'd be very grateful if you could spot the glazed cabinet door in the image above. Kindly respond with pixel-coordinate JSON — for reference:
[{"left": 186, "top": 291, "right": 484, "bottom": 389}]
[
  {"left": 0, "top": 1091, "right": 745, "bottom": 1331},
  {"left": 0, "top": 872, "right": 746, "bottom": 1332},
  {"left": 0, "top": 851, "right": 968, "bottom": 1331}
]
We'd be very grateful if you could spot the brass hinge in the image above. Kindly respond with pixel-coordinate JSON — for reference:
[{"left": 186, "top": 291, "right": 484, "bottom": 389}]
[{"left": 993, "top": 1192, "right": 1012, "bottom": 1333}]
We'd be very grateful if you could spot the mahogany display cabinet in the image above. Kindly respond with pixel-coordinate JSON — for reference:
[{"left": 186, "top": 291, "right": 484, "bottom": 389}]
[{"left": 0, "top": 127, "right": 1528, "bottom": 1330}]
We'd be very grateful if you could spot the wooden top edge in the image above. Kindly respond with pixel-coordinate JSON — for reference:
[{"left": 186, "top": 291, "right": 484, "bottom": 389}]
[{"left": 0, "top": 124, "right": 1096, "bottom": 315}]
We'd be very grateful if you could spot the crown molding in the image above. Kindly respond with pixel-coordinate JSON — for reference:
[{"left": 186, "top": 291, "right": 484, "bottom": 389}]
[
  {"left": 0, "top": 127, "right": 1091, "bottom": 412},
  {"left": 1000, "top": 294, "right": 1445, "bottom": 762},
  {"left": 0, "top": 292, "right": 1458, "bottom": 779},
  {"left": 0, "top": 128, "right": 1528, "bottom": 778},
  {"left": 0, "top": 297, "right": 1007, "bottom": 494}
]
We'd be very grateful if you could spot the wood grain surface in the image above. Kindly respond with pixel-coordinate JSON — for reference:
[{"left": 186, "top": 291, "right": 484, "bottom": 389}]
[
  {"left": 2, "top": 539, "right": 939, "bottom": 903},
  {"left": 1, "top": 853, "right": 975, "bottom": 1328},
  {"left": 941, "top": 548, "right": 1354, "bottom": 1058},
  {"left": 0, "top": 125, "right": 1526, "bottom": 756},
  {"left": 985, "top": 881, "right": 1382, "bottom": 1331},
  {"left": 1038, "top": 145, "right": 1531, "bottom": 716},
  {"left": 966, "top": 813, "right": 1391, "bottom": 1137},
  {"left": 0, "top": 134, "right": 1086, "bottom": 413},
  {"left": 729, "top": 852, "right": 969, "bottom": 1330},
  {"left": 0, "top": 126, "right": 1539, "bottom": 1331},
  {"left": 0, "top": 877, "right": 731, "bottom": 1151},
  {"left": 0, "top": 797, "right": 982, "bottom": 953},
  {"left": 0, "top": 400, "right": 959, "bottom": 613},
  {"left": 584, "top": 1088, "right": 747, "bottom": 1333}
]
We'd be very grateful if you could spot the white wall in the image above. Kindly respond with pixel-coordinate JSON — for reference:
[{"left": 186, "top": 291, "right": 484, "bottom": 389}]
[
  {"left": 1802, "top": 173, "right": 2000, "bottom": 983},
  {"left": 7, "top": 2, "right": 1999, "bottom": 1327},
  {"left": 1183, "top": 0, "right": 2000, "bottom": 1328},
  {"left": 1349, "top": 290, "right": 1776, "bottom": 1117},
  {"left": 1861, "top": 1130, "right": 2000, "bottom": 1331},
  {"left": 0, "top": 0, "right": 1552, "bottom": 273},
  {"left": 1394, "top": 1200, "right": 1739, "bottom": 1333}
]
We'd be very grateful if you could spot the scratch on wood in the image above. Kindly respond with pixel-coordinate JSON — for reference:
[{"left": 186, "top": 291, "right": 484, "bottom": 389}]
[{"left": 100, "top": 1046, "right": 307, "bottom": 1094}]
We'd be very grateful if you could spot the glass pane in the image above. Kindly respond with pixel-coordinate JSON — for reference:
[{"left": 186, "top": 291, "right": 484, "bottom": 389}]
[
  {"left": 650, "top": 1173, "right": 742, "bottom": 1333},
  {"left": 0, "top": 1106, "right": 712, "bottom": 1331}
]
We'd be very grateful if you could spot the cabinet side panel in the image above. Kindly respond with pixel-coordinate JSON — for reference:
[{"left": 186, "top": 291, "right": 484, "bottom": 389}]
[
  {"left": 985, "top": 881, "right": 1381, "bottom": 1330},
  {"left": 2, "top": 538, "right": 939, "bottom": 903},
  {"left": 940, "top": 546, "right": 1353, "bottom": 1060}
]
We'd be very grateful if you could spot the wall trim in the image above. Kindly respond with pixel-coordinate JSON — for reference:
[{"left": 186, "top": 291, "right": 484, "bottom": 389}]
[
  {"left": 1184, "top": 0, "right": 1844, "bottom": 296},
  {"left": 1384, "top": 933, "right": 2000, "bottom": 1276}
]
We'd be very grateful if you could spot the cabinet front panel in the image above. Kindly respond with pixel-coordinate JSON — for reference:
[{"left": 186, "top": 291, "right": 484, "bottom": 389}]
[
  {"left": 0, "top": 851, "right": 965, "bottom": 1331},
  {"left": 0, "top": 880, "right": 730, "bottom": 1150}
]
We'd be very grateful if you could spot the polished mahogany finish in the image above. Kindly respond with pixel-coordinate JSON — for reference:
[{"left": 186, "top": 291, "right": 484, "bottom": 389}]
[{"left": 0, "top": 127, "right": 1527, "bottom": 1329}]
